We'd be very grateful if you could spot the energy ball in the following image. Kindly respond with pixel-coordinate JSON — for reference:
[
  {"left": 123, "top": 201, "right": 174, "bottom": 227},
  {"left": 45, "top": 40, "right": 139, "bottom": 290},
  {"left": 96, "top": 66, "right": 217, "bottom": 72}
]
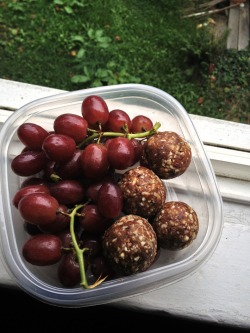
[
  {"left": 140, "top": 131, "right": 192, "bottom": 179},
  {"left": 152, "top": 201, "right": 199, "bottom": 250},
  {"left": 118, "top": 165, "right": 166, "bottom": 218},
  {"left": 102, "top": 214, "right": 157, "bottom": 276}
]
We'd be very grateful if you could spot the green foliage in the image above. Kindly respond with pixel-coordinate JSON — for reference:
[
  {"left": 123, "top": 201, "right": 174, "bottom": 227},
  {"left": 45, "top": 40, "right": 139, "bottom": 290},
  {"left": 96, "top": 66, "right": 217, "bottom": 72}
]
[
  {"left": 52, "top": 0, "right": 87, "bottom": 14},
  {"left": 69, "top": 27, "right": 140, "bottom": 87},
  {"left": 0, "top": 0, "right": 249, "bottom": 123},
  {"left": 199, "top": 49, "right": 250, "bottom": 123}
]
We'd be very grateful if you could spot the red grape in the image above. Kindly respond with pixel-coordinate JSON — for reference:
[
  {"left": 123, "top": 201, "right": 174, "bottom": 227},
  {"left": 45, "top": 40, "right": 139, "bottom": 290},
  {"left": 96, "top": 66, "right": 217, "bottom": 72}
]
[
  {"left": 106, "top": 137, "right": 135, "bottom": 170},
  {"left": 106, "top": 109, "right": 131, "bottom": 133},
  {"left": 11, "top": 150, "right": 47, "bottom": 177},
  {"left": 97, "top": 180, "right": 123, "bottom": 218},
  {"left": 17, "top": 122, "right": 50, "bottom": 150},
  {"left": 49, "top": 179, "right": 85, "bottom": 206},
  {"left": 57, "top": 253, "right": 81, "bottom": 287},
  {"left": 22, "top": 234, "right": 62, "bottom": 266},
  {"left": 81, "top": 95, "right": 109, "bottom": 128},
  {"left": 53, "top": 113, "right": 88, "bottom": 143},
  {"left": 131, "top": 115, "right": 153, "bottom": 133},
  {"left": 18, "top": 192, "right": 59, "bottom": 226},
  {"left": 85, "top": 175, "right": 114, "bottom": 203},
  {"left": 81, "top": 143, "right": 109, "bottom": 179},
  {"left": 20, "top": 177, "right": 47, "bottom": 188},
  {"left": 12, "top": 184, "right": 50, "bottom": 208},
  {"left": 43, "top": 159, "right": 56, "bottom": 181},
  {"left": 39, "top": 204, "right": 70, "bottom": 234},
  {"left": 55, "top": 149, "right": 83, "bottom": 180},
  {"left": 130, "top": 138, "right": 143, "bottom": 164},
  {"left": 79, "top": 204, "right": 113, "bottom": 234},
  {"left": 42, "top": 133, "right": 76, "bottom": 163},
  {"left": 58, "top": 228, "right": 75, "bottom": 250}
]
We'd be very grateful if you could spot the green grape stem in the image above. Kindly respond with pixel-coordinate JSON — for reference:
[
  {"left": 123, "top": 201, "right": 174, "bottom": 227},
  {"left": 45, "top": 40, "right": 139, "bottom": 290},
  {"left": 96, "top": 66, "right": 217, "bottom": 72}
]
[
  {"left": 69, "top": 204, "right": 106, "bottom": 289},
  {"left": 77, "top": 121, "right": 161, "bottom": 148}
]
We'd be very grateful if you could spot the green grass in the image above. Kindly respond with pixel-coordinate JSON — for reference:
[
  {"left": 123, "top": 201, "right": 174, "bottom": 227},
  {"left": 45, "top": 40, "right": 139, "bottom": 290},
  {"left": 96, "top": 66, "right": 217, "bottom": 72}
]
[{"left": 0, "top": 0, "right": 249, "bottom": 123}]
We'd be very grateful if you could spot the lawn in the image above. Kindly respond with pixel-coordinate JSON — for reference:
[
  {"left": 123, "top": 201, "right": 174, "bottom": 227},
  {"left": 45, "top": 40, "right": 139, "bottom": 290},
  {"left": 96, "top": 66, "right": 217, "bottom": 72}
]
[{"left": 0, "top": 0, "right": 249, "bottom": 123}]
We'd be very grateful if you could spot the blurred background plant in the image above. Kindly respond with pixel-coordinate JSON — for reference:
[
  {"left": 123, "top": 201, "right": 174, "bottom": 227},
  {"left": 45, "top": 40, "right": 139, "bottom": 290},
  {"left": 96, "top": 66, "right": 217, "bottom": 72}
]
[{"left": 0, "top": 0, "right": 249, "bottom": 123}]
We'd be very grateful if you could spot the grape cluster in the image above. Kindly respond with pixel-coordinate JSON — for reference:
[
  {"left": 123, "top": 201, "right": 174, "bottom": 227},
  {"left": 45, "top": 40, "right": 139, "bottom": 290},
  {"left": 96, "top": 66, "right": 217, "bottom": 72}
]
[{"left": 11, "top": 94, "right": 198, "bottom": 289}]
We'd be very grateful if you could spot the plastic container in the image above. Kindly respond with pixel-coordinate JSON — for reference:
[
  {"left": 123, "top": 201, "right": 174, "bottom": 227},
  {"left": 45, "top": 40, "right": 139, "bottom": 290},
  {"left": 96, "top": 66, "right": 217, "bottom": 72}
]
[{"left": 0, "top": 84, "right": 223, "bottom": 307}]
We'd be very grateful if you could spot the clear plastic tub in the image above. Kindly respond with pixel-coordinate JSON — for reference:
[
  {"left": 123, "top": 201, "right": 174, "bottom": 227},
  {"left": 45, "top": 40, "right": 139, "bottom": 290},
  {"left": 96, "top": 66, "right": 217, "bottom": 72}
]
[{"left": 0, "top": 84, "right": 223, "bottom": 307}]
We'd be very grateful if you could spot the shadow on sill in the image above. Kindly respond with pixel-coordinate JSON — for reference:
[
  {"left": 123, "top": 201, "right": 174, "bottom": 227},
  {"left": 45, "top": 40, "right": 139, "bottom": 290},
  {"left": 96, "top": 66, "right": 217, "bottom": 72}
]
[{"left": 1, "top": 287, "right": 247, "bottom": 332}]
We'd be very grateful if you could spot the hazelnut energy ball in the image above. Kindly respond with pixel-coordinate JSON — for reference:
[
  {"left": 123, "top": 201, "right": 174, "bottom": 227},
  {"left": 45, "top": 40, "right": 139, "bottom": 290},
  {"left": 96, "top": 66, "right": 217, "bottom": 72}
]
[
  {"left": 118, "top": 165, "right": 166, "bottom": 219},
  {"left": 152, "top": 201, "right": 199, "bottom": 250},
  {"left": 140, "top": 131, "right": 192, "bottom": 179},
  {"left": 102, "top": 214, "right": 157, "bottom": 276}
]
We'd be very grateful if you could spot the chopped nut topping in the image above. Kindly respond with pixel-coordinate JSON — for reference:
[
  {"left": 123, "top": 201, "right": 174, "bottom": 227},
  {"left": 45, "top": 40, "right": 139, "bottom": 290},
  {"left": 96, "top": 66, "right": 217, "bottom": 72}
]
[
  {"left": 102, "top": 214, "right": 157, "bottom": 276},
  {"left": 118, "top": 166, "right": 166, "bottom": 218},
  {"left": 152, "top": 201, "right": 199, "bottom": 250},
  {"left": 140, "top": 131, "right": 192, "bottom": 179}
]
